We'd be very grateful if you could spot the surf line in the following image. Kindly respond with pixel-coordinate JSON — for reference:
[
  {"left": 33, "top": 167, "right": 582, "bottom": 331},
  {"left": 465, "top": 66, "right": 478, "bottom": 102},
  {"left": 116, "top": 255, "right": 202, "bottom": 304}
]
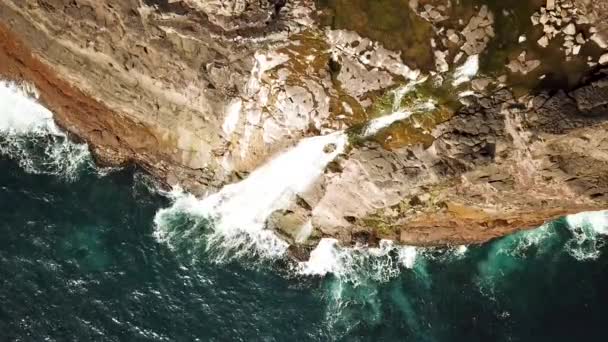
[{"left": 154, "top": 87, "right": 435, "bottom": 260}]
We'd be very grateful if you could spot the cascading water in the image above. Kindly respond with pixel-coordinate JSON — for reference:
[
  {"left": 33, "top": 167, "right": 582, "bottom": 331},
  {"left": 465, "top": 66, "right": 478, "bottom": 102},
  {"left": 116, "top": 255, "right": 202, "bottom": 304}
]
[
  {"left": 154, "top": 131, "right": 349, "bottom": 259},
  {"left": 153, "top": 85, "right": 431, "bottom": 264},
  {"left": 296, "top": 239, "right": 419, "bottom": 282}
]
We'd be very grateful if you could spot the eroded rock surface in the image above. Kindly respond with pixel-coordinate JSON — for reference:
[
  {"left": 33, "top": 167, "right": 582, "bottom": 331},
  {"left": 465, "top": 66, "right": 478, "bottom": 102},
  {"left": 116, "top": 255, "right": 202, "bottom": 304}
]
[
  {"left": 1, "top": 0, "right": 608, "bottom": 252},
  {"left": 304, "top": 77, "right": 608, "bottom": 247}
]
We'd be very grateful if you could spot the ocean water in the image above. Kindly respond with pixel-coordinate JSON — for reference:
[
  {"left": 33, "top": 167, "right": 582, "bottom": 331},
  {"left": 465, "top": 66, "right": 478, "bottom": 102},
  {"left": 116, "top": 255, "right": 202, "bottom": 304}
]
[{"left": 2, "top": 85, "right": 608, "bottom": 341}]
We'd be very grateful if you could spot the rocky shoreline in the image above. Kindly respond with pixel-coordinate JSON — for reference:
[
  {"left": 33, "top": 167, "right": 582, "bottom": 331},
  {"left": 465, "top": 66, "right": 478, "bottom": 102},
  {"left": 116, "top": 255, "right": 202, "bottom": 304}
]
[{"left": 1, "top": 0, "right": 608, "bottom": 251}]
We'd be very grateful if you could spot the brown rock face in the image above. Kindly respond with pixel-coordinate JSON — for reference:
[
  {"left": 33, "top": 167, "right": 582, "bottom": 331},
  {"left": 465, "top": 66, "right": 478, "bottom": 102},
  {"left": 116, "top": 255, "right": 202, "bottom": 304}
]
[
  {"left": 309, "top": 81, "right": 608, "bottom": 247},
  {"left": 0, "top": 22, "right": 155, "bottom": 165},
  {"left": 1, "top": 0, "right": 608, "bottom": 250},
  {"left": 0, "top": 0, "right": 315, "bottom": 194},
  {"left": 0, "top": 0, "right": 231, "bottom": 193}
]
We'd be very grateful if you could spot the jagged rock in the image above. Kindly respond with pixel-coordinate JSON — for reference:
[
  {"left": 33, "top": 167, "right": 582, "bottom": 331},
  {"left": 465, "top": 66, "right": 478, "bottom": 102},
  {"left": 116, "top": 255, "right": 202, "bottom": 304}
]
[
  {"left": 472, "top": 78, "right": 491, "bottom": 91},
  {"left": 313, "top": 78, "right": 608, "bottom": 246},
  {"left": 563, "top": 23, "right": 577, "bottom": 35},
  {"left": 591, "top": 33, "right": 608, "bottom": 48},
  {"left": 434, "top": 50, "right": 449, "bottom": 72},
  {"left": 267, "top": 208, "right": 311, "bottom": 244},
  {"left": 507, "top": 52, "right": 542, "bottom": 74},
  {"left": 538, "top": 36, "right": 550, "bottom": 47},
  {"left": 461, "top": 5, "right": 494, "bottom": 55},
  {"left": 447, "top": 29, "right": 460, "bottom": 44},
  {"left": 530, "top": 0, "right": 603, "bottom": 56},
  {"left": 1, "top": 0, "right": 608, "bottom": 251}
]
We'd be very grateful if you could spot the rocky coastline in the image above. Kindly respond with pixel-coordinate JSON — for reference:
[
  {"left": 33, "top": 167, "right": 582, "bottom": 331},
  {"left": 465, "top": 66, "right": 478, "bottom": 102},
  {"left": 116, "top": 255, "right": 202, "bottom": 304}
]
[{"left": 1, "top": 0, "right": 608, "bottom": 252}]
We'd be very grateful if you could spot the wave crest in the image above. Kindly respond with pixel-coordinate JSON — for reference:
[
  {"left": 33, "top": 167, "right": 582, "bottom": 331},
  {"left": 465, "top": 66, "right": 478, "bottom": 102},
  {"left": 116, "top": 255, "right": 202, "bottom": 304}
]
[
  {"left": 153, "top": 189, "right": 289, "bottom": 263},
  {"left": 296, "top": 239, "right": 418, "bottom": 284},
  {"left": 565, "top": 211, "right": 608, "bottom": 260}
]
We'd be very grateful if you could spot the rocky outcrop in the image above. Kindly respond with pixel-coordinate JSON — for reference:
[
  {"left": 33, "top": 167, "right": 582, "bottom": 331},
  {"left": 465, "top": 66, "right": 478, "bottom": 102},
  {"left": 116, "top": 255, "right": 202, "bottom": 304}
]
[
  {"left": 1, "top": 0, "right": 608, "bottom": 251},
  {"left": 280, "top": 75, "right": 608, "bottom": 248},
  {"left": 0, "top": 0, "right": 324, "bottom": 193}
]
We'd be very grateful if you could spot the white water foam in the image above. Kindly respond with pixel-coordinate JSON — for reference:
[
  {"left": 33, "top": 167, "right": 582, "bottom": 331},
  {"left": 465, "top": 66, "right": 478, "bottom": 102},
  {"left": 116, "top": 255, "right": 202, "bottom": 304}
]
[
  {"left": 297, "top": 239, "right": 418, "bottom": 284},
  {"left": 565, "top": 210, "right": 608, "bottom": 260},
  {"left": 0, "top": 81, "right": 54, "bottom": 133},
  {"left": 0, "top": 81, "right": 90, "bottom": 179},
  {"left": 155, "top": 132, "right": 349, "bottom": 260},
  {"left": 452, "top": 54, "right": 479, "bottom": 86},
  {"left": 478, "top": 210, "right": 608, "bottom": 264},
  {"left": 567, "top": 210, "right": 608, "bottom": 235},
  {"left": 363, "top": 84, "right": 436, "bottom": 137},
  {"left": 364, "top": 111, "right": 413, "bottom": 137},
  {"left": 155, "top": 81, "right": 435, "bottom": 266},
  {"left": 477, "top": 210, "right": 608, "bottom": 296},
  {"left": 476, "top": 211, "right": 608, "bottom": 297}
]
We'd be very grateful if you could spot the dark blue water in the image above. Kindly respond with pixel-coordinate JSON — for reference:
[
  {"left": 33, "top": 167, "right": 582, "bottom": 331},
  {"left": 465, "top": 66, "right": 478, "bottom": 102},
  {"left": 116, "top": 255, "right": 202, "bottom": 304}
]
[{"left": 1, "top": 131, "right": 608, "bottom": 341}]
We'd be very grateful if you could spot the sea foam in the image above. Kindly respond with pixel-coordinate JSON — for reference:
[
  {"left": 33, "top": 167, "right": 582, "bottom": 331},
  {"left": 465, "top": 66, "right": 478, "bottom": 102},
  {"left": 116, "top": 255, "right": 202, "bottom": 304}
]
[
  {"left": 154, "top": 82, "right": 428, "bottom": 265},
  {"left": 155, "top": 132, "right": 348, "bottom": 261},
  {"left": 565, "top": 210, "right": 608, "bottom": 260},
  {"left": 0, "top": 81, "right": 54, "bottom": 134},
  {"left": 296, "top": 239, "right": 418, "bottom": 284},
  {"left": 476, "top": 210, "right": 608, "bottom": 296},
  {"left": 0, "top": 81, "right": 90, "bottom": 179}
]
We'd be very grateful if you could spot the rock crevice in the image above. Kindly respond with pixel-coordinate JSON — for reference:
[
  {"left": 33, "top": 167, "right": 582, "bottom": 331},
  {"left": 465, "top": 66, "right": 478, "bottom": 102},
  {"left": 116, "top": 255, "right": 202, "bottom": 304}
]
[{"left": 1, "top": 0, "right": 608, "bottom": 250}]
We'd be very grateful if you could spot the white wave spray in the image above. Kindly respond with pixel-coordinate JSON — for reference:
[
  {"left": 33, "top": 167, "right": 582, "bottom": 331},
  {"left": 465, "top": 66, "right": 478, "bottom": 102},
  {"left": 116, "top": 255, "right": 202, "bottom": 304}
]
[
  {"left": 154, "top": 132, "right": 349, "bottom": 260},
  {"left": 154, "top": 82, "right": 425, "bottom": 264},
  {"left": 565, "top": 210, "right": 608, "bottom": 260},
  {"left": 0, "top": 81, "right": 90, "bottom": 179},
  {"left": 479, "top": 210, "right": 608, "bottom": 264},
  {"left": 476, "top": 210, "right": 608, "bottom": 297},
  {"left": 297, "top": 239, "right": 418, "bottom": 283}
]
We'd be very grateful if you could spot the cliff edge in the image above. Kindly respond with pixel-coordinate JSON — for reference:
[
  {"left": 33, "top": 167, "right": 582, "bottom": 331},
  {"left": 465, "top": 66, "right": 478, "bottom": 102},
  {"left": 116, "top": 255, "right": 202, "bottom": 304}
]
[{"left": 1, "top": 0, "right": 608, "bottom": 251}]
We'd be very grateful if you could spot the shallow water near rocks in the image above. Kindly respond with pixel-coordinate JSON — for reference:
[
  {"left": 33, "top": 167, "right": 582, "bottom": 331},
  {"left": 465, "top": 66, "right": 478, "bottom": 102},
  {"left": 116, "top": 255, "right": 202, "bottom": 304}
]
[
  {"left": 2, "top": 102, "right": 608, "bottom": 341},
  {"left": 2, "top": 157, "right": 608, "bottom": 341}
]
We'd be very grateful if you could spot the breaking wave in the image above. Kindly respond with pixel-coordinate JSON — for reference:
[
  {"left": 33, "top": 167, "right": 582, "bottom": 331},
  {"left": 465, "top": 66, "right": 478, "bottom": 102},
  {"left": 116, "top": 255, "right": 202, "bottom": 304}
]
[
  {"left": 153, "top": 188, "right": 289, "bottom": 263},
  {"left": 154, "top": 132, "right": 349, "bottom": 263},
  {"left": 476, "top": 210, "right": 608, "bottom": 296},
  {"left": 486, "top": 210, "right": 608, "bottom": 262},
  {"left": 0, "top": 81, "right": 91, "bottom": 179},
  {"left": 297, "top": 239, "right": 418, "bottom": 284},
  {"left": 154, "top": 185, "right": 608, "bottom": 284},
  {"left": 565, "top": 210, "right": 608, "bottom": 260}
]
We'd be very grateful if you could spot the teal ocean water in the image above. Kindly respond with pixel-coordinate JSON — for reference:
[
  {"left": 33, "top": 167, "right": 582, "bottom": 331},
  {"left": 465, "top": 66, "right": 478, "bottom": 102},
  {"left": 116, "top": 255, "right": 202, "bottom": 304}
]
[{"left": 1, "top": 84, "right": 608, "bottom": 341}]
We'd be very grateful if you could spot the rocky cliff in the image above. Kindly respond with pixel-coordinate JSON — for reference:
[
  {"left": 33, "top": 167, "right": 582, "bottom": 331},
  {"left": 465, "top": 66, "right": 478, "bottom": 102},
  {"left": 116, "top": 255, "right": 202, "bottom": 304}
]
[{"left": 1, "top": 0, "right": 608, "bottom": 251}]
